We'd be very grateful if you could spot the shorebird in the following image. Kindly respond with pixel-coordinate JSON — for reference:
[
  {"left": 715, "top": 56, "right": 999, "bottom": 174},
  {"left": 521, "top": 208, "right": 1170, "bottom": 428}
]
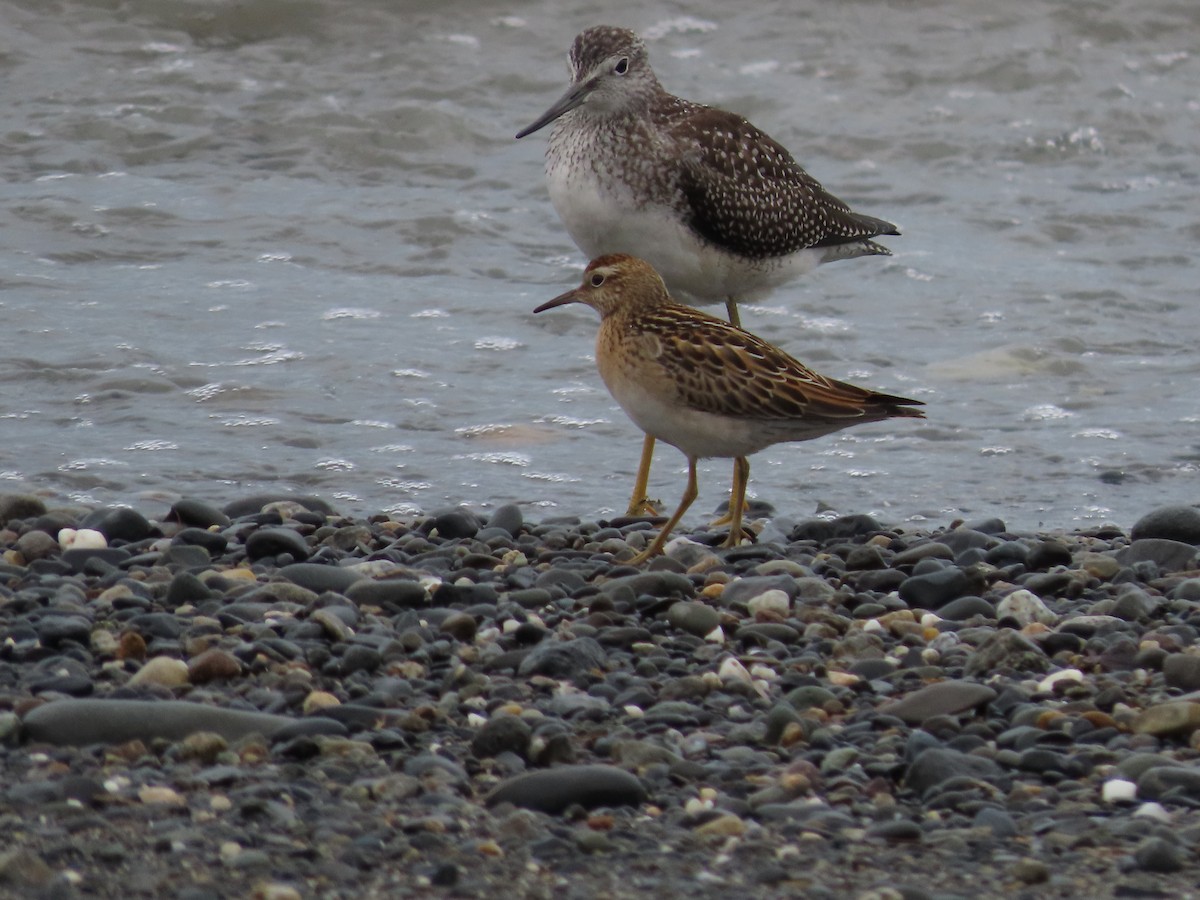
[
  {"left": 517, "top": 25, "right": 900, "bottom": 518},
  {"left": 533, "top": 254, "right": 924, "bottom": 565}
]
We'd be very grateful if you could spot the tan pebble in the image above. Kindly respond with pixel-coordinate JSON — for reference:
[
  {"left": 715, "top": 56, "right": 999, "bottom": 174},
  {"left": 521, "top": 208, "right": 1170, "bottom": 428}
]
[
  {"left": 476, "top": 840, "right": 503, "bottom": 858},
  {"left": 90, "top": 630, "right": 119, "bottom": 656},
  {"left": 1081, "top": 710, "right": 1120, "bottom": 730},
  {"left": 303, "top": 691, "right": 342, "bottom": 714},
  {"left": 700, "top": 582, "right": 725, "bottom": 599},
  {"left": 219, "top": 841, "right": 243, "bottom": 863},
  {"left": 1021, "top": 622, "right": 1051, "bottom": 636},
  {"left": 118, "top": 631, "right": 147, "bottom": 661},
  {"left": 780, "top": 722, "right": 807, "bottom": 748},
  {"left": 826, "top": 671, "right": 860, "bottom": 688},
  {"left": 97, "top": 584, "right": 136, "bottom": 604},
  {"left": 2, "top": 550, "right": 23, "bottom": 566},
  {"left": 210, "top": 795, "right": 233, "bottom": 813},
  {"left": 187, "top": 648, "right": 242, "bottom": 683},
  {"left": 220, "top": 567, "right": 259, "bottom": 582},
  {"left": 128, "top": 656, "right": 189, "bottom": 688},
  {"left": 251, "top": 884, "right": 302, "bottom": 900},
  {"left": 178, "top": 731, "right": 228, "bottom": 764},
  {"left": 138, "top": 785, "right": 186, "bottom": 806},
  {"left": 694, "top": 814, "right": 747, "bottom": 837},
  {"left": 1036, "top": 710, "right": 1067, "bottom": 729},
  {"left": 586, "top": 814, "right": 615, "bottom": 831},
  {"left": 1133, "top": 701, "right": 1200, "bottom": 737},
  {"left": 309, "top": 608, "right": 353, "bottom": 641}
]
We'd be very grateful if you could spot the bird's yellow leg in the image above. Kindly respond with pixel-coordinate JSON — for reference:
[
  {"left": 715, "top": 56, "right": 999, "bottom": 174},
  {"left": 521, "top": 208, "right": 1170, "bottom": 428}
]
[
  {"left": 721, "top": 457, "right": 751, "bottom": 548},
  {"left": 625, "top": 433, "right": 658, "bottom": 516},
  {"left": 711, "top": 296, "right": 747, "bottom": 527},
  {"left": 627, "top": 456, "right": 699, "bottom": 565},
  {"left": 724, "top": 297, "right": 742, "bottom": 329},
  {"left": 710, "top": 456, "right": 751, "bottom": 527}
]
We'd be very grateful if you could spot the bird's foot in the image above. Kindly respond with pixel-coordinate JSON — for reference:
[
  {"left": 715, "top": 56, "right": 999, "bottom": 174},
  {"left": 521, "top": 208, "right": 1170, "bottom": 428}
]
[
  {"left": 720, "top": 526, "right": 758, "bottom": 549},
  {"left": 710, "top": 499, "right": 749, "bottom": 528},
  {"left": 625, "top": 497, "right": 660, "bottom": 517}
]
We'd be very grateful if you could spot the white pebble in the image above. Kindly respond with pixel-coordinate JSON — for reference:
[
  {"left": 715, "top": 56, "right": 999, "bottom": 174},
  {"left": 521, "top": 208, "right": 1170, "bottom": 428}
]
[
  {"left": 1133, "top": 802, "right": 1172, "bottom": 822},
  {"left": 746, "top": 589, "right": 790, "bottom": 617},
  {"left": 704, "top": 625, "right": 725, "bottom": 644},
  {"left": 623, "top": 705, "right": 644, "bottom": 718},
  {"left": 1037, "top": 668, "right": 1084, "bottom": 693},
  {"left": 862, "top": 619, "right": 885, "bottom": 634},
  {"left": 58, "top": 528, "right": 107, "bottom": 549},
  {"left": 997, "top": 588, "right": 1057, "bottom": 626},
  {"left": 466, "top": 712, "right": 488, "bottom": 728},
  {"left": 920, "top": 612, "right": 942, "bottom": 629},
  {"left": 1101, "top": 778, "right": 1137, "bottom": 803},
  {"left": 719, "top": 657, "right": 752, "bottom": 684}
]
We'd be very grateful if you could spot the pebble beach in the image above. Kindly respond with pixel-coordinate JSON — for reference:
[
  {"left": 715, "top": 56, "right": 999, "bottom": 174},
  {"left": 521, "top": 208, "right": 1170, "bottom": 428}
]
[{"left": 4, "top": 491, "right": 1200, "bottom": 898}]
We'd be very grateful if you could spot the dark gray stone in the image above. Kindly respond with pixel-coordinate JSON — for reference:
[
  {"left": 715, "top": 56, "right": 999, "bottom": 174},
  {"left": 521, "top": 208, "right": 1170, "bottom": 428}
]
[
  {"left": 898, "top": 567, "right": 969, "bottom": 609},
  {"left": 486, "top": 765, "right": 646, "bottom": 814},
  {"left": 22, "top": 699, "right": 302, "bottom": 745},
  {"left": 518, "top": 637, "right": 606, "bottom": 684},
  {"left": 1131, "top": 506, "right": 1200, "bottom": 545},
  {"left": 1116, "top": 539, "right": 1198, "bottom": 573},
  {"left": 278, "top": 562, "right": 365, "bottom": 594},
  {"left": 245, "top": 527, "right": 310, "bottom": 562}
]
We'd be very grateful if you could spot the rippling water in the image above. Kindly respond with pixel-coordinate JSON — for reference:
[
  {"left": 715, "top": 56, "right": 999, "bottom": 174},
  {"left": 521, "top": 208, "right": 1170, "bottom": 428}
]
[{"left": 1, "top": 0, "right": 1196, "bottom": 531}]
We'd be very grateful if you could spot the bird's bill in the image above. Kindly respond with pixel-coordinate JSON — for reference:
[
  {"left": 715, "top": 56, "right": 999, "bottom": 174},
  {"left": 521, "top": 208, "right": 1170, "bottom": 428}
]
[
  {"left": 533, "top": 287, "right": 581, "bottom": 314},
  {"left": 515, "top": 81, "right": 593, "bottom": 139}
]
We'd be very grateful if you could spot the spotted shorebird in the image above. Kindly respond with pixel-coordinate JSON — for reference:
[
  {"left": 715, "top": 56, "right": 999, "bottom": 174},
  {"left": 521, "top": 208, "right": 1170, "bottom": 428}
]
[
  {"left": 533, "top": 254, "right": 924, "bottom": 565},
  {"left": 517, "top": 25, "right": 900, "bottom": 518}
]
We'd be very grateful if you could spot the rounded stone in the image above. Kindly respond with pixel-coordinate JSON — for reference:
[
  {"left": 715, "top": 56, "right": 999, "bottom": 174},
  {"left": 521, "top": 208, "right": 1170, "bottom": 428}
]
[
  {"left": 471, "top": 714, "right": 532, "bottom": 760},
  {"left": 245, "top": 527, "right": 311, "bottom": 562},
  {"left": 486, "top": 764, "right": 647, "bottom": 814},
  {"left": 666, "top": 601, "right": 721, "bottom": 637},
  {"left": 128, "top": 656, "right": 191, "bottom": 688},
  {"left": 187, "top": 648, "right": 243, "bottom": 683},
  {"left": 1131, "top": 505, "right": 1200, "bottom": 544},
  {"left": 1163, "top": 654, "right": 1200, "bottom": 691}
]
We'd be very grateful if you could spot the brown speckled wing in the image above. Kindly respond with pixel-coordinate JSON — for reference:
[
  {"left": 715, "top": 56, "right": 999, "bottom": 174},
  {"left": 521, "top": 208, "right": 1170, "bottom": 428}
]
[
  {"left": 635, "top": 307, "right": 896, "bottom": 423},
  {"left": 668, "top": 107, "right": 898, "bottom": 259}
]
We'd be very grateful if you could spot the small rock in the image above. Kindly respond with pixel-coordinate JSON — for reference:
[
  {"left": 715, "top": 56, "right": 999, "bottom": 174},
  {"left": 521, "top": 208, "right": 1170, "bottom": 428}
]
[
  {"left": 128, "top": 656, "right": 190, "bottom": 688},
  {"left": 486, "top": 765, "right": 646, "bottom": 814}
]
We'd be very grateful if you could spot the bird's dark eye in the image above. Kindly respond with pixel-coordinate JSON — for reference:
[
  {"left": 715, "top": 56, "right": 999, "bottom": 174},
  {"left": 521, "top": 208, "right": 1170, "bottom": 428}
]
[
  {"left": 590, "top": 273, "right": 605, "bottom": 287},
  {"left": 614, "top": 57, "right": 629, "bottom": 75}
]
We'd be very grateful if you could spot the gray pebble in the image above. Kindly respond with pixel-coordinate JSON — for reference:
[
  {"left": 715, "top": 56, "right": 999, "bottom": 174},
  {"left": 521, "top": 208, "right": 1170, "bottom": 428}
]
[{"left": 486, "top": 764, "right": 646, "bottom": 814}]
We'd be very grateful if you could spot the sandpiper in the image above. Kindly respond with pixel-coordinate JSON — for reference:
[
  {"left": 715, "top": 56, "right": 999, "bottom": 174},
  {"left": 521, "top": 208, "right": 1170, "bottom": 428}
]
[
  {"left": 534, "top": 254, "right": 924, "bottom": 565},
  {"left": 517, "top": 25, "right": 900, "bottom": 517}
]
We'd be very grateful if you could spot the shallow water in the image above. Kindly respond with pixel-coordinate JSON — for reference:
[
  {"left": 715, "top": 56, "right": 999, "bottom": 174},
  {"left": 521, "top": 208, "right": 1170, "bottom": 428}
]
[{"left": 1, "top": 0, "right": 1197, "bottom": 531}]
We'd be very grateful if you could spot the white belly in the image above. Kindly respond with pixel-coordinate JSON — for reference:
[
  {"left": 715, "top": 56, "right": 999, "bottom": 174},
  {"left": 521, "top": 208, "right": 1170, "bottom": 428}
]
[
  {"left": 547, "top": 163, "right": 821, "bottom": 305},
  {"left": 600, "top": 364, "right": 771, "bottom": 460}
]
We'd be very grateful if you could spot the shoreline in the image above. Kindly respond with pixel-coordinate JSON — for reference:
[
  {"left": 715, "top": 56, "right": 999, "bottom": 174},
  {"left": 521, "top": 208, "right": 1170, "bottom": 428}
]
[{"left": 2, "top": 490, "right": 1200, "bottom": 898}]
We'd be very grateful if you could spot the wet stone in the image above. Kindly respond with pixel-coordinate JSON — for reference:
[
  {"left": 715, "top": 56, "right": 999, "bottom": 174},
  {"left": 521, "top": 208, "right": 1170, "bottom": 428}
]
[
  {"left": 80, "top": 506, "right": 157, "bottom": 543},
  {"left": 167, "top": 498, "right": 232, "bottom": 529},
  {"left": 518, "top": 637, "right": 606, "bottom": 684},
  {"left": 1116, "top": 539, "right": 1198, "bottom": 573},
  {"left": 1131, "top": 505, "right": 1200, "bottom": 545},
  {"left": 486, "top": 765, "right": 647, "bottom": 814},
  {"left": 245, "top": 527, "right": 311, "bottom": 562},
  {"left": 898, "top": 567, "right": 969, "bottom": 609},
  {"left": 22, "top": 699, "right": 304, "bottom": 745},
  {"left": 881, "top": 681, "right": 997, "bottom": 725},
  {"left": 666, "top": 601, "right": 720, "bottom": 637},
  {"left": 278, "top": 562, "right": 364, "bottom": 594}
]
